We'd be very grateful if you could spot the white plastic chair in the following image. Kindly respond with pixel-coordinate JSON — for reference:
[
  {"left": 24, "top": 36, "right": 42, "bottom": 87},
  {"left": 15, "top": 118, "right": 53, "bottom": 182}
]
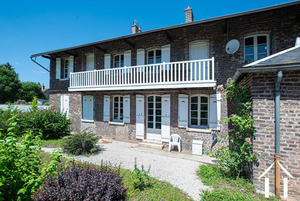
[{"left": 169, "top": 134, "right": 181, "bottom": 152}]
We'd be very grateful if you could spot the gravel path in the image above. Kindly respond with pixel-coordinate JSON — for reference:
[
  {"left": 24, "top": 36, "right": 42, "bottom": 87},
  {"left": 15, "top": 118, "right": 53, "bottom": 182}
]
[{"left": 42, "top": 140, "right": 210, "bottom": 200}]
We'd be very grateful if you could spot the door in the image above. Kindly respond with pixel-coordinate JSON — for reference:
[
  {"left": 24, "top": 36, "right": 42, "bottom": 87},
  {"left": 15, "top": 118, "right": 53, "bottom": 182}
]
[
  {"left": 147, "top": 95, "right": 162, "bottom": 140},
  {"left": 189, "top": 41, "right": 209, "bottom": 80}
]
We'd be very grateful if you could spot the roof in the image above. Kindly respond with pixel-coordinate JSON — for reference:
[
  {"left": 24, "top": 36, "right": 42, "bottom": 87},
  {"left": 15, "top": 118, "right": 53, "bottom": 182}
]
[
  {"left": 31, "top": 1, "right": 300, "bottom": 58},
  {"left": 233, "top": 43, "right": 300, "bottom": 80},
  {"left": 243, "top": 45, "right": 300, "bottom": 68}
]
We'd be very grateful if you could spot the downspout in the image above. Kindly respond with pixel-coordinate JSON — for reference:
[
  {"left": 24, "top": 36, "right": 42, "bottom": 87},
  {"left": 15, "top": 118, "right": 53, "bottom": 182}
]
[
  {"left": 275, "top": 70, "right": 282, "bottom": 197},
  {"left": 30, "top": 56, "right": 50, "bottom": 72}
]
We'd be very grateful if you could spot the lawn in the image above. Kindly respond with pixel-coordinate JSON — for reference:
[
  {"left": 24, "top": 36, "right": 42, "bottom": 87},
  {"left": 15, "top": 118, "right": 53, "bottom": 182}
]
[{"left": 197, "top": 165, "right": 281, "bottom": 201}]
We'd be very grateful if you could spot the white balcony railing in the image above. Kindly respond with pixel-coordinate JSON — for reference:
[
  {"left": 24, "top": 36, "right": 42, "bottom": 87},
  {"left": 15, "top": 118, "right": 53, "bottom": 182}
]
[{"left": 69, "top": 58, "right": 215, "bottom": 91}]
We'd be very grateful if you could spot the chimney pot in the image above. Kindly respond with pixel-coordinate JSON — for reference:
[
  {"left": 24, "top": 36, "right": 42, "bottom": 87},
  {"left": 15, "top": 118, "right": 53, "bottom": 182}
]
[{"left": 184, "top": 6, "right": 194, "bottom": 23}]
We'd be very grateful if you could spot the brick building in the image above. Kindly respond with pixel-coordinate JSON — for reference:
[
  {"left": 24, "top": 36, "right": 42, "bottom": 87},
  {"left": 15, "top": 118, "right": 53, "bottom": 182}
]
[
  {"left": 234, "top": 43, "right": 300, "bottom": 198},
  {"left": 31, "top": 1, "right": 300, "bottom": 198}
]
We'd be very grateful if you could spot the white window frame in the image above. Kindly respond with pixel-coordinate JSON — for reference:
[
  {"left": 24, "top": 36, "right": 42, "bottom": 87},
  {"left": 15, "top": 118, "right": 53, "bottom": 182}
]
[
  {"left": 113, "top": 54, "right": 124, "bottom": 68},
  {"left": 147, "top": 49, "right": 162, "bottom": 64},
  {"left": 189, "top": 95, "right": 209, "bottom": 129},
  {"left": 62, "top": 58, "right": 69, "bottom": 79},
  {"left": 113, "top": 96, "right": 123, "bottom": 122},
  {"left": 244, "top": 34, "right": 269, "bottom": 63}
]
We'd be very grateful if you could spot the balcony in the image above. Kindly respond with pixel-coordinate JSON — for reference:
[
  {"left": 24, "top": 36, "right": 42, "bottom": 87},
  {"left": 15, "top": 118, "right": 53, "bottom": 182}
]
[{"left": 69, "top": 58, "right": 216, "bottom": 91}]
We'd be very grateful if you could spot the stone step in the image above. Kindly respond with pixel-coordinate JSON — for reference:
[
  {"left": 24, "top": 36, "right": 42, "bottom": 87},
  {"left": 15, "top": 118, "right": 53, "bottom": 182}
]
[
  {"left": 138, "top": 142, "right": 164, "bottom": 150},
  {"left": 142, "top": 139, "right": 163, "bottom": 144}
]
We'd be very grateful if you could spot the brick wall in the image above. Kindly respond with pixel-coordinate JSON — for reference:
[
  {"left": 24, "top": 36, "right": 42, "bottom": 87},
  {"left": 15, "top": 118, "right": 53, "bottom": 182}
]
[
  {"left": 250, "top": 70, "right": 300, "bottom": 199},
  {"left": 49, "top": 4, "right": 300, "bottom": 92}
]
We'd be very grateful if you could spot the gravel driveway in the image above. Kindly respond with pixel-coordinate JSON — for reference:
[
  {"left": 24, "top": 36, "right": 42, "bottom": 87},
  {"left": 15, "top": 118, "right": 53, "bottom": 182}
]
[{"left": 42, "top": 140, "right": 211, "bottom": 201}]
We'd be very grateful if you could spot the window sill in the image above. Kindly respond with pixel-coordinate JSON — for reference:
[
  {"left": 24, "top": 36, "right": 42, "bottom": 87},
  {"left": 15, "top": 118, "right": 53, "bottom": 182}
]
[
  {"left": 108, "top": 121, "right": 124, "bottom": 126},
  {"left": 59, "top": 78, "right": 69, "bottom": 81},
  {"left": 186, "top": 127, "right": 211, "bottom": 133},
  {"left": 82, "top": 119, "right": 94, "bottom": 123}
]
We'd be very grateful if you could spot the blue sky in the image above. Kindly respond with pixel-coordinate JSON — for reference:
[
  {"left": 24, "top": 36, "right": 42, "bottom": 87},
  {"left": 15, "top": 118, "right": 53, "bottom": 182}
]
[{"left": 0, "top": 0, "right": 294, "bottom": 88}]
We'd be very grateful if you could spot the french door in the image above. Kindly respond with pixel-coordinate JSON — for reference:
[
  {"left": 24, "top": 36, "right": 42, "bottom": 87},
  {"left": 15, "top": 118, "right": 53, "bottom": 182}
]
[{"left": 146, "top": 95, "right": 162, "bottom": 140}]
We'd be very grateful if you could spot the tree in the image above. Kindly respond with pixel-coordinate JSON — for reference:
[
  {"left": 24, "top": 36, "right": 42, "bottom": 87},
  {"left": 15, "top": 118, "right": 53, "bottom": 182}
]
[
  {"left": 0, "top": 63, "right": 21, "bottom": 104},
  {"left": 19, "top": 82, "right": 46, "bottom": 102}
]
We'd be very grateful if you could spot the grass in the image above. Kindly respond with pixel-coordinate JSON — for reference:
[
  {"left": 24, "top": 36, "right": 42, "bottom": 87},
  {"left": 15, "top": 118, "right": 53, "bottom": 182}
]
[
  {"left": 39, "top": 151, "right": 192, "bottom": 200},
  {"left": 197, "top": 165, "right": 280, "bottom": 201},
  {"left": 40, "top": 138, "right": 64, "bottom": 147}
]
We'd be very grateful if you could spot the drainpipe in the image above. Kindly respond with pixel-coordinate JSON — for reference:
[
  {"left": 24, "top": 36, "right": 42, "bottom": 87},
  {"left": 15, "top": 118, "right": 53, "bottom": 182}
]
[{"left": 275, "top": 70, "right": 282, "bottom": 197}]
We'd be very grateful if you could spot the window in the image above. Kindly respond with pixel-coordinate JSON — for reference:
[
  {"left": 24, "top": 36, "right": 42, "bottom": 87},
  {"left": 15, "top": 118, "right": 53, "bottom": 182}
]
[
  {"left": 114, "top": 54, "right": 124, "bottom": 68},
  {"left": 244, "top": 35, "right": 269, "bottom": 63},
  {"left": 63, "top": 58, "right": 69, "bottom": 78},
  {"left": 82, "top": 95, "right": 93, "bottom": 120},
  {"left": 113, "top": 96, "right": 123, "bottom": 121},
  {"left": 147, "top": 49, "right": 161, "bottom": 64},
  {"left": 190, "top": 95, "right": 208, "bottom": 128}
]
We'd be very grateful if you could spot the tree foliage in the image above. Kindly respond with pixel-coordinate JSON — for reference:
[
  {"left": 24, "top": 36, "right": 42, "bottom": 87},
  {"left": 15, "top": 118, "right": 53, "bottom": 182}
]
[
  {"left": 19, "top": 82, "right": 46, "bottom": 102},
  {"left": 0, "top": 63, "right": 21, "bottom": 104}
]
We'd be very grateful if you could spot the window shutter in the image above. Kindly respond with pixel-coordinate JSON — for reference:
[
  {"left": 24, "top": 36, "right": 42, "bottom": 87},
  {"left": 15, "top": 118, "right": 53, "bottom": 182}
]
[
  {"left": 137, "top": 49, "right": 145, "bottom": 65},
  {"left": 86, "top": 54, "right": 94, "bottom": 71},
  {"left": 104, "top": 54, "right": 111, "bottom": 69},
  {"left": 82, "top": 96, "right": 87, "bottom": 120},
  {"left": 103, "top": 95, "right": 110, "bottom": 121},
  {"left": 162, "top": 44, "right": 170, "bottom": 63},
  {"left": 56, "top": 58, "right": 61, "bottom": 79},
  {"left": 60, "top": 95, "right": 64, "bottom": 113},
  {"left": 88, "top": 96, "right": 93, "bottom": 120},
  {"left": 209, "top": 93, "right": 220, "bottom": 129},
  {"left": 124, "top": 50, "right": 131, "bottom": 67},
  {"left": 178, "top": 94, "right": 188, "bottom": 127},
  {"left": 123, "top": 95, "right": 130, "bottom": 123},
  {"left": 69, "top": 56, "right": 74, "bottom": 77},
  {"left": 64, "top": 95, "right": 70, "bottom": 119},
  {"left": 161, "top": 94, "right": 170, "bottom": 142},
  {"left": 136, "top": 95, "right": 144, "bottom": 139}
]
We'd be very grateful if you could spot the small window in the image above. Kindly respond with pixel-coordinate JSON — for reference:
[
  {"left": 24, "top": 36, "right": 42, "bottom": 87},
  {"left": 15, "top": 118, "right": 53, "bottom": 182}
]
[
  {"left": 63, "top": 58, "right": 69, "bottom": 78},
  {"left": 244, "top": 34, "right": 269, "bottom": 63},
  {"left": 147, "top": 49, "right": 161, "bottom": 64},
  {"left": 113, "top": 96, "right": 123, "bottom": 121},
  {"left": 190, "top": 95, "right": 209, "bottom": 128},
  {"left": 114, "top": 54, "right": 124, "bottom": 68}
]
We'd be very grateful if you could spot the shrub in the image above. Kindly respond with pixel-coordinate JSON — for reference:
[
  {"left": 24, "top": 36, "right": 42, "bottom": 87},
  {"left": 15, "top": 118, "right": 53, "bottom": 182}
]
[
  {"left": 0, "top": 114, "right": 62, "bottom": 201},
  {"left": 33, "top": 162, "right": 126, "bottom": 200},
  {"left": 125, "top": 158, "right": 152, "bottom": 191},
  {"left": 215, "top": 80, "right": 258, "bottom": 178},
  {"left": 19, "top": 109, "right": 72, "bottom": 140},
  {"left": 0, "top": 106, "right": 21, "bottom": 135},
  {"left": 62, "top": 129, "right": 101, "bottom": 155}
]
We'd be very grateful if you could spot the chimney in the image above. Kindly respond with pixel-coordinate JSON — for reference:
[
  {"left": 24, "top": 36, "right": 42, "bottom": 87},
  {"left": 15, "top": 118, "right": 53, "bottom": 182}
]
[
  {"left": 184, "top": 6, "right": 194, "bottom": 23},
  {"left": 132, "top": 22, "right": 138, "bottom": 34}
]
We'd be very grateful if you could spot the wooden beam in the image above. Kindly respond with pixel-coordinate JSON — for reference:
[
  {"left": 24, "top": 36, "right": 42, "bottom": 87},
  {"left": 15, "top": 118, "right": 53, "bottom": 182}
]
[
  {"left": 64, "top": 51, "right": 76, "bottom": 57},
  {"left": 93, "top": 45, "right": 106, "bottom": 52},
  {"left": 42, "top": 55, "right": 55, "bottom": 61},
  {"left": 164, "top": 30, "right": 173, "bottom": 42},
  {"left": 123, "top": 38, "right": 135, "bottom": 47}
]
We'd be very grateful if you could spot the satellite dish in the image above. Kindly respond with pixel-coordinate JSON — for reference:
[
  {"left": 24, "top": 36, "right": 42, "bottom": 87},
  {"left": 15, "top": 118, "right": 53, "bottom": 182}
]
[
  {"left": 225, "top": 39, "right": 240, "bottom": 54},
  {"left": 225, "top": 39, "right": 240, "bottom": 61}
]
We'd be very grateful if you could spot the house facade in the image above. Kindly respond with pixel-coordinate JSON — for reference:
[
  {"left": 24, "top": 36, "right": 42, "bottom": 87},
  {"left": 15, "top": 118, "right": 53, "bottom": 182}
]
[
  {"left": 234, "top": 43, "right": 300, "bottom": 199},
  {"left": 31, "top": 2, "right": 300, "bottom": 155}
]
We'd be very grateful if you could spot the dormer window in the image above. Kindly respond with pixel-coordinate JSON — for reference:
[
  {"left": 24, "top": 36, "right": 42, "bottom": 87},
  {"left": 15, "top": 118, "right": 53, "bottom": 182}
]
[{"left": 244, "top": 34, "right": 269, "bottom": 63}]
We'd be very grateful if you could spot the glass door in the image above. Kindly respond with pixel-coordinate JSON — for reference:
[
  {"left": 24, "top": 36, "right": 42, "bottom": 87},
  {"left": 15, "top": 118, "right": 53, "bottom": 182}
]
[{"left": 147, "top": 95, "right": 162, "bottom": 140}]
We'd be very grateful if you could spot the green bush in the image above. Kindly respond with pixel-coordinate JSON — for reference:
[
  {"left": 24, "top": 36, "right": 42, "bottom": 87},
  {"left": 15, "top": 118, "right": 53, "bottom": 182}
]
[
  {"left": 125, "top": 158, "right": 152, "bottom": 191},
  {"left": 62, "top": 129, "right": 101, "bottom": 155},
  {"left": 0, "top": 106, "right": 22, "bottom": 135},
  {"left": 19, "top": 109, "right": 72, "bottom": 140},
  {"left": 0, "top": 114, "right": 62, "bottom": 201}
]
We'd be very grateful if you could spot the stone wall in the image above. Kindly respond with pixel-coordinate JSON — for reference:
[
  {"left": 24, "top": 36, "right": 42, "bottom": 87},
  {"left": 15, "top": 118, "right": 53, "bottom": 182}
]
[{"left": 249, "top": 70, "right": 300, "bottom": 199}]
